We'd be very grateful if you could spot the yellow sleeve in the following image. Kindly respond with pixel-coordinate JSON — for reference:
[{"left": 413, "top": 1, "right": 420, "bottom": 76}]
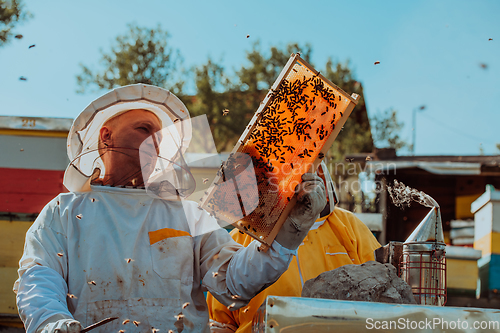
[{"left": 207, "top": 291, "right": 240, "bottom": 328}]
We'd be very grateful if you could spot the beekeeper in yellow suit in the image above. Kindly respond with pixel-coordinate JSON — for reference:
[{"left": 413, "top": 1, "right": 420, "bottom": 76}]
[
  {"left": 14, "top": 84, "right": 327, "bottom": 333},
  {"left": 207, "top": 164, "right": 381, "bottom": 333}
]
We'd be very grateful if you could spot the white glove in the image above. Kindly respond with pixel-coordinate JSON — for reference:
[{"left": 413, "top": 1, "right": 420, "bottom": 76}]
[
  {"left": 275, "top": 173, "right": 327, "bottom": 250},
  {"left": 39, "top": 319, "right": 82, "bottom": 333}
]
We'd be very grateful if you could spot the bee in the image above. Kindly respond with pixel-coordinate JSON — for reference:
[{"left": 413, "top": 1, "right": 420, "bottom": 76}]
[
  {"left": 122, "top": 319, "right": 130, "bottom": 325},
  {"left": 133, "top": 320, "right": 140, "bottom": 327},
  {"left": 246, "top": 35, "right": 250, "bottom": 38},
  {"left": 489, "top": 38, "right": 493, "bottom": 41},
  {"left": 212, "top": 271, "right": 218, "bottom": 277},
  {"left": 175, "top": 314, "right": 184, "bottom": 320},
  {"left": 29, "top": 44, "right": 35, "bottom": 49},
  {"left": 57, "top": 252, "right": 64, "bottom": 257},
  {"left": 169, "top": 330, "right": 175, "bottom": 333},
  {"left": 243, "top": 307, "right": 250, "bottom": 313},
  {"left": 15, "top": 34, "right": 23, "bottom": 39},
  {"left": 56, "top": 201, "right": 60, "bottom": 205},
  {"left": 222, "top": 108, "right": 230, "bottom": 116},
  {"left": 231, "top": 295, "right": 240, "bottom": 299},
  {"left": 90, "top": 198, "right": 96, "bottom": 202},
  {"left": 374, "top": 61, "right": 380, "bottom": 65},
  {"left": 125, "top": 258, "right": 133, "bottom": 263},
  {"left": 119, "top": 330, "right": 125, "bottom": 333},
  {"left": 213, "top": 253, "right": 219, "bottom": 260},
  {"left": 67, "top": 293, "right": 77, "bottom": 299},
  {"left": 88, "top": 280, "right": 96, "bottom": 285},
  {"left": 76, "top": 214, "right": 82, "bottom": 220},
  {"left": 174, "top": 118, "right": 180, "bottom": 123},
  {"left": 365, "top": 156, "right": 372, "bottom": 161},
  {"left": 202, "top": 178, "right": 209, "bottom": 184},
  {"left": 182, "top": 302, "right": 190, "bottom": 309},
  {"left": 152, "top": 329, "right": 160, "bottom": 333},
  {"left": 227, "top": 302, "right": 236, "bottom": 310},
  {"left": 19, "top": 77, "right": 27, "bottom": 81},
  {"left": 20, "top": 148, "right": 24, "bottom": 151}
]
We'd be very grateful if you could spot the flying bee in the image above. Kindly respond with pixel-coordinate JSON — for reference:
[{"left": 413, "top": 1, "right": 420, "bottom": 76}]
[
  {"left": 202, "top": 178, "right": 209, "bottom": 184},
  {"left": 222, "top": 109, "right": 230, "bottom": 116},
  {"left": 76, "top": 214, "right": 82, "bottom": 220},
  {"left": 182, "top": 302, "right": 190, "bottom": 309},
  {"left": 374, "top": 61, "right": 380, "bottom": 65},
  {"left": 29, "top": 44, "right": 35, "bottom": 49},
  {"left": 88, "top": 280, "right": 96, "bottom": 285},
  {"left": 227, "top": 303, "right": 236, "bottom": 310},
  {"left": 90, "top": 198, "right": 96, "bottom": 202},
  {"left": 57, "top": 253, "right": 64, "bottom": 257},
  {"left": 152, "top": 329, "right": 159, "bottom": 333},
  {"left": 365, "top": 156, "right": 372, "bottom": 161},
  {"left": 119, "top": 330, "right": 125, "bottom": 333},
  {"left": 175, "top": 314, "right": 184, "bottom": 320},
  {"left": 212, "top": 271, "right": 218, "bottom": 277},
  {"left": 231, "top": 295, "right": 240, "bottom": 299},
  {"left": 67, "top": 293, "right": 77, "bottom": 299},
  {"left": 122, "top": 319, "right": 130, "bottom": 325},
  {"left": 133, "top": 321, "right": 140, "bottom": 327},
  {"left": 125, "top": 258, "right": 133, "bottom": 263}
]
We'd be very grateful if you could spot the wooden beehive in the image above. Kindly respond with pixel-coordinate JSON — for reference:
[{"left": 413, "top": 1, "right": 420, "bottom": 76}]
[{"left": 200, "top": 54, "right": 359, "bottom": 250}]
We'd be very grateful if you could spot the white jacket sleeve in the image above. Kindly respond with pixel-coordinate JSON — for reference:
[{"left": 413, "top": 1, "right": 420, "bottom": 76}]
[
  {"left": 199, "top": 226, "right": 296, "bottom": 309},
  {"left": 17, "top": 265, "right": 74, "bottom": 333},
  {"left": 13, "top": 198, "right": 74, "bottom": 333}
]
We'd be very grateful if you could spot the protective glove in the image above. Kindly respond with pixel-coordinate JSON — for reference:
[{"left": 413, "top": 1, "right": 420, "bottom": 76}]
[
  {"left": 39, "top": 319, "right": 82, "bottom": 333},
  {"left": 274, "top": 173, "right": 327, "bottom": 250}
]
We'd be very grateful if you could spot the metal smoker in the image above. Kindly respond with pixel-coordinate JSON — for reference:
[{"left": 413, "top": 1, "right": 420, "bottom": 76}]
[{"left": 400, "top": 205, "right": 447, "bottom": 306}]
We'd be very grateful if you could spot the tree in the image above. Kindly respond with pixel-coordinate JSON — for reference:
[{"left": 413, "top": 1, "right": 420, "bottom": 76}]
[
  {"left": 187, "top": 42, "right": 314, "bottom": 152},
  {"left": 370, "top": 108, "right": 408, "bottom": 151},
  {"left": 76, "top": 23, "right": 185, "bottom": 94},
  {"left": 0, "top": 0, "right": 30, "bottom": 46}
]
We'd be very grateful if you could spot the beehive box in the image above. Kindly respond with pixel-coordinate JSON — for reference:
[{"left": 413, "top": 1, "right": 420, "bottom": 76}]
[{"left": 200, "top": 54, "right": 359, "bottom": 249}]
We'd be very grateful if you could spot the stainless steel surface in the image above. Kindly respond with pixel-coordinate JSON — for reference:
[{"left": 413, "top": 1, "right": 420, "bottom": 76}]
[
  {"left": 252, "top": 296, "right": 500, "bottom": 333},
  {"left": 405, "top": 207, "right": 445, "bottom": 243}
]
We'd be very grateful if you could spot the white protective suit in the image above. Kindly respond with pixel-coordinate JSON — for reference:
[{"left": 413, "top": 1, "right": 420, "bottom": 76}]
[
  {"left": 13, "top": 84, "right": 297, "bottom": 333},
  {"left": 14, "top": 186, "right": 295, "bottom": 333}
]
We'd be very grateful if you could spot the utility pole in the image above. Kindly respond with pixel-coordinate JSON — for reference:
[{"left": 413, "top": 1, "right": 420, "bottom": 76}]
[{"left": 412, "top": 105, "right": 426, "bottom": 155}]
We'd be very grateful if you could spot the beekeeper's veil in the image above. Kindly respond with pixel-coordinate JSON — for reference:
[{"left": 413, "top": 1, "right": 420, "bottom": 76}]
[{"left": 64, "top": 84, "right": 195, "bottom": 199}]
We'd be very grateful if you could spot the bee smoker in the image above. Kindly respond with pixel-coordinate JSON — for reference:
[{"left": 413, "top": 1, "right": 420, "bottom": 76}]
[{"left": 400, "top": 205, "right": 447, "bottom": 306}]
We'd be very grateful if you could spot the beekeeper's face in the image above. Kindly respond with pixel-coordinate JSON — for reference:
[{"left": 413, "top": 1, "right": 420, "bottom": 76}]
[{"left": 99, "top": 109, "right": 162, "bottom": 185}]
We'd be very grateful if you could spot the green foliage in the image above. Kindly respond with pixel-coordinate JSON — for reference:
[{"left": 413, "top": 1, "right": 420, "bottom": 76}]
[
  {"left": 0, "top": 0, "right": 30, "bottom": 46},
  {"left": 76, "top": 23, "right": 185, "bottom": 94},
  {"left": 186, "top": 42, "right": 314, "bottom": 152},
  {"left": 370, "top": 108, "right": 408, "bottom": 151}
]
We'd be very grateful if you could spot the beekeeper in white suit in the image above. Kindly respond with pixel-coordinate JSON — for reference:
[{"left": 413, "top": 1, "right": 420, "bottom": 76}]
[{"left": 14, "top": 84, "right": 326, "bottom": 333}]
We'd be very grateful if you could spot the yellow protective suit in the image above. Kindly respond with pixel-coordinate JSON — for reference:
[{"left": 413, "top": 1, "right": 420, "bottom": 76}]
[{"left": 206, "top": 207, "right": 381, "bottom": 333}]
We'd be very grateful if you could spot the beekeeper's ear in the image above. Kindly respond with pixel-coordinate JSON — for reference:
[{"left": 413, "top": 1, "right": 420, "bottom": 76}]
[{"left": 99, "top": 126, "right": 112, "bottom": 146}]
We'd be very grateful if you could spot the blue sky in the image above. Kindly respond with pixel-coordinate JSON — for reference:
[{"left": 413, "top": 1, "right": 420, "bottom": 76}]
[{"left": 1, "top": 0, "right": 498, "bottom": 156}]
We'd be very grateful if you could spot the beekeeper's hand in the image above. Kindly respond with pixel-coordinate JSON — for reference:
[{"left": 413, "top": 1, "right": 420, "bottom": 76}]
[
  {"left": 275, "top": 173, "right": 327, "bottom": 250},
  {"left": 39, "top": 319, "right": 82, "bottom": 333}
]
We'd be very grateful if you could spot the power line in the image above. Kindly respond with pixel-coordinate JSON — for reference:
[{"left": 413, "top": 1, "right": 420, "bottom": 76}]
[{"left": 420, "top": 113, "right": 494, "bottom": 144}]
